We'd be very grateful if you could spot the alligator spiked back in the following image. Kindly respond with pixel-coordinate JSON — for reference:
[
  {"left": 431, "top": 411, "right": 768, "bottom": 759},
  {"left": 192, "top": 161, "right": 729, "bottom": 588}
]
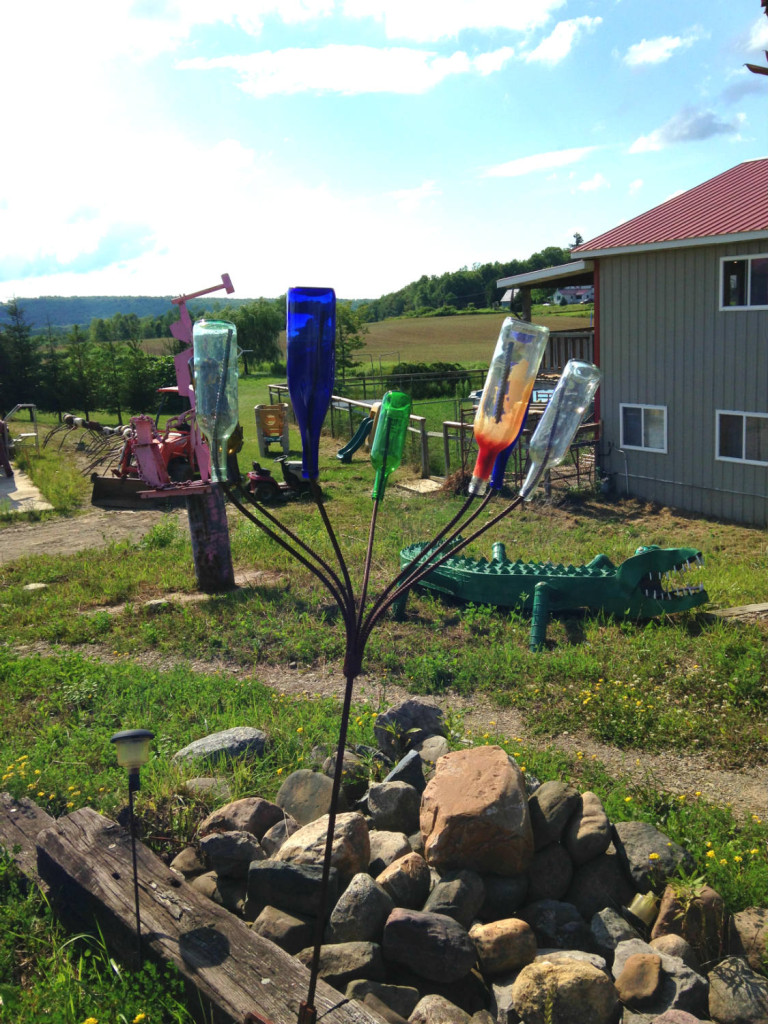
[{"left": 395, "top": 540, "right": 707, "bottom": 650}]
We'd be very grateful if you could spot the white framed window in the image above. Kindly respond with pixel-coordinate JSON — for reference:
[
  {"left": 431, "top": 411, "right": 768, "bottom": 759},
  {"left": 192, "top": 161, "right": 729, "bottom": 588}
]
[
  {"left": 720, "top": 254, "right": 768, "bottom": 309},
  {"left": 620, "top": 404, "right": 667, "bottom": 453},
  {"left": 716, "top": 410, "right": 768, "bottom": 465}
]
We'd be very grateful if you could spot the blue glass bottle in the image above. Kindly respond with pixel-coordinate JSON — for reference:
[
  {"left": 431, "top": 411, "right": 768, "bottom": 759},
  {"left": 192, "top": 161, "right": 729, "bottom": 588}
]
[{"left": 286, "top": 287, "right": 336, "bottom": 481}]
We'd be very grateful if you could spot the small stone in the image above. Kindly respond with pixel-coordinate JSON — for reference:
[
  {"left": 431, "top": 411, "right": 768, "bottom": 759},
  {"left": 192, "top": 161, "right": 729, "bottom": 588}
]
[
  {"left": 424, "top": 869, "right": 485, "bottom": 929},
  {"left": 376, "top": 852, "right": 431, "bottom": 910},
  {"left": 614, "top": 953, "right": 662, "bottom": 1006},
  {"left": 708, "top": 955, "right": 768, "bottom": 1024},
  {"left": 410, "top": 993, "right": 472, "bottom": 1023},
  {"left": 181, "top": 776, "right": 232, "bottom": 802},
  {"left": 469, "top": 918, "right": 537, "bottom": 976},
  {"left": 382, "top": 908, "right": 477, "bottom": 983},
  {"left": 369, "top": 830, "right": 412, "bottom": 875},
  {"left": 198, "top": 796, "right": 284, "bottom": 839},
  {"left": 510, "top": 959, "right": 620, "bottom": 1024},
  {"left": 368, "top": 781, "right": 421, "bottom": 834},
  {"left": 326, "top": 872, "right": 394, "bottom": 943},
  {"left": 169, "top": 846, "right": 205, "bottom": 877},
  {"left": 296, "top": 941, "right": 386, "bottom": 989},
  {"left": 199, "top": 830, "right": 265, "bottom": 879},
  {"left": 275, "top": 769, "right": 347, "bottom": 826},
  {"left": 527, "top": 781, "right": 581, "bottom": 850},
  {"left": 345, "top": 980, "right": 420, "bottom": 1020},
  {"left": 259, "top": 814, "right": 301, "bottom": 856},
  {"left": 273, "top": 811, "right": 370, "bottom": 883},
  {"left": 563, "top": 791, "right": 611, "bottom": 865},
  {"left": 251, "top": 905, "right": 316, "bottom": 955},
  {"left": 374, "top": 699, "right": 446, "bottom": 760}
]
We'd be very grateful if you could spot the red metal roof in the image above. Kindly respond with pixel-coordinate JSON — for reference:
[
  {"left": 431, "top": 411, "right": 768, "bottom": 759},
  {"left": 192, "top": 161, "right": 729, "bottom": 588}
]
[{"left": 573, "top": 158, "right": 768, "bottom": 254}]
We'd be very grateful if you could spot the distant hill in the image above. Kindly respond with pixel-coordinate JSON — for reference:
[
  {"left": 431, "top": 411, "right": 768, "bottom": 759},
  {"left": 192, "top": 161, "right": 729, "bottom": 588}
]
[{"left": 0, "top": 295, "right": 265, "bottom": 333}]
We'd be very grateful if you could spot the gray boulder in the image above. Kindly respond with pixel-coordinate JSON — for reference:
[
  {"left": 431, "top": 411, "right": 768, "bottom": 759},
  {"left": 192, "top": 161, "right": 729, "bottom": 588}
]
[{"left": 174, "top": 727, "right": 267, "bottom": 764}]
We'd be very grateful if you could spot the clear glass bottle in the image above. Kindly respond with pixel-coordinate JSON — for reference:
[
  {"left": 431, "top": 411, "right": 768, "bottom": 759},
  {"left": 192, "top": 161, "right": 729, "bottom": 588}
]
[
  {"left": 520, "top": 359, "right": 601, "bottom": 499},
  {"left": 192, "top": 319, "right": 239, "bottom": 483}
]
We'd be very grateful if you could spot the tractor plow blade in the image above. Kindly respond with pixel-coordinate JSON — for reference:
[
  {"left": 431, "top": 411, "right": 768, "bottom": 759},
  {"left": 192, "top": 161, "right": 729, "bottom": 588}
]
[{"left": 90, "top": 474, "right": 190, "bottom": 510}]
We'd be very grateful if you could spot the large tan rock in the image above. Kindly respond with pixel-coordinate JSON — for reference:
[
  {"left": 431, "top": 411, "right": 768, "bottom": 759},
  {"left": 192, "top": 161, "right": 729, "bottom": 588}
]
[
  {"left": 420, "top": 746, "right": 533, "bottom": 876},
  {"left": 511, "top": 959, "right": 619, "bottom": 1024},
  {"left": 273, "top": 811, "right": 370, "bottom": 882}
]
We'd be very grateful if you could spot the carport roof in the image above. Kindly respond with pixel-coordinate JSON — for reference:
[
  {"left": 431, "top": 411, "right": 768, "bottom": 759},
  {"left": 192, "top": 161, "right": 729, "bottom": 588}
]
[{"left": 497, "top": 259, "right": 593, "bottom": 290}]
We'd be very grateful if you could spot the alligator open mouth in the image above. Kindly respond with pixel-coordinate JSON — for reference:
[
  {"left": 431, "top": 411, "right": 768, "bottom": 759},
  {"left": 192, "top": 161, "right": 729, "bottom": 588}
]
[{"left": 637, "top": 552, "right": 706, "bottom": 602}]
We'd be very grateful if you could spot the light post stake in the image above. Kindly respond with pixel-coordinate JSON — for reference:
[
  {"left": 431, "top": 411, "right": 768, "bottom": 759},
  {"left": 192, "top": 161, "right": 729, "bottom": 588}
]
[{"left": 110, "top": 728, "right": 154, "bottom": 968}]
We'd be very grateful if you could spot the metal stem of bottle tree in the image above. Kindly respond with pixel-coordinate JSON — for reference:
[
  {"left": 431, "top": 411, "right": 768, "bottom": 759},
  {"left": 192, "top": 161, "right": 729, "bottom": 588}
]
[{"left": 192, "top": 296, "right": 601, "bottom": 1023}]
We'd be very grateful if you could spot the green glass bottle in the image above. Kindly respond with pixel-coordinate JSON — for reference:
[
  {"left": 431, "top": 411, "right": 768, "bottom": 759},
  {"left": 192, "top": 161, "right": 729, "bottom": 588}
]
[{"left": 370, "top": 391, "right": 412, "bottom": 500}]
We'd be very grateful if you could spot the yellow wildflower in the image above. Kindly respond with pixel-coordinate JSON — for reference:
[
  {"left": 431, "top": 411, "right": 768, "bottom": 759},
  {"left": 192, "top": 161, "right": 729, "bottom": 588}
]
[
  {"left": 720, "top": 858, "right": 728, "bottom": 865},
  {"left": 296, "top": 727, "right": 304, "bottom": 734},
  {"left": 734, "top": 855, "right": 743, "bottom": 863},
  {"left": 706, "top": 850, "right": 715, "bottom": 858},
  {"left": 648, "top": 853, "right": 660, "bottom": 860},
  {"left": 624, "top": 796, "right": 632, "bottom": 803},
  {"left": 133, "top": 1015, "right": 147, "bottom": 1023}
]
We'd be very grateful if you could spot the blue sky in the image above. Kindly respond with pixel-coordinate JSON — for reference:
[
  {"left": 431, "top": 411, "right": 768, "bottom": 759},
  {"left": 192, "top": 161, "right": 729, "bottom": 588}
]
[{"left": 1, "top": 0, "right": 766, "bottom": 302}]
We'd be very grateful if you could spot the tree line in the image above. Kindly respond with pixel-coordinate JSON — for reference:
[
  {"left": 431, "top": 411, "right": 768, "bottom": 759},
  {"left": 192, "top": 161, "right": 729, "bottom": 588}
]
[
  {"left": 356, "top": 245, "right": 575, "bottom": 321},
  {"left": 0, "top": 297, "right": 285, "bottom": 422}
]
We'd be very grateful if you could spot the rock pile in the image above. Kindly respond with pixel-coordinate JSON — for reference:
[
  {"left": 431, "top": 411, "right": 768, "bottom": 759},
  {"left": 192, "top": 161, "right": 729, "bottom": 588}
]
[{"left": 171, "top": 699, "right": 768, "bottom": 1024}]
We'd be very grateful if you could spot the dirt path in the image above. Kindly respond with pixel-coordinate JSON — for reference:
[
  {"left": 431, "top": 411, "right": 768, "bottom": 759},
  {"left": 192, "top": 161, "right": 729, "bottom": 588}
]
[
  {"left": 4, "top": 507, "right": 767, "bottom": 819},
  {"left": 0, "top": 508, "right": 185, "bottom": 564}
]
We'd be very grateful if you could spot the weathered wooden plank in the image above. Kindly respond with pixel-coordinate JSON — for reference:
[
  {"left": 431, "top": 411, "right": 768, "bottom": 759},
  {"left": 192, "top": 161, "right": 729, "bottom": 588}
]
[
  {"left": 36, "top": 807, "right": 387, "bottom": 1024},
  {"left": 0, "top": 792, "right": 55, "bottom": 888}
]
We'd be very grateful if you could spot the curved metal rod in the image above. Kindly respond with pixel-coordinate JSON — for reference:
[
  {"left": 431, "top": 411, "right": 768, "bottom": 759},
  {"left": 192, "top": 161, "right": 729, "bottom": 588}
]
[
  {"left": 309, "top": 479, "right": 355, "bottom": 615},
  {"left": 362, "top": 491, "right": 524, "bottom": 640},
  {"left": 227, "top": 479, "right": 353, "bottom": 617},
  {"left": 361, "top": 492, "right": 476, "bottom": 635},
  {"left": 222, "top": 482, "right": 350, "bottom": 614},
  {"left": 360, "top": 488, "right": 493, "bottom": 646}
]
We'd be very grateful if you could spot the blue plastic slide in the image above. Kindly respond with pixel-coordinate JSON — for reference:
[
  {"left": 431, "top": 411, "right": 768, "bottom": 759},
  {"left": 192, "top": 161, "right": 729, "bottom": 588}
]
[{"left": 337, "top": 416, "right": 374, "bottom": 462}]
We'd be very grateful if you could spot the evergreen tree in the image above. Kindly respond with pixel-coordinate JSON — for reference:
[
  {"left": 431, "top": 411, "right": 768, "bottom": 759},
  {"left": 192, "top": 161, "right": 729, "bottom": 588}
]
[{"left": 0, "top": 299, "right": 42, "bottom": 414}]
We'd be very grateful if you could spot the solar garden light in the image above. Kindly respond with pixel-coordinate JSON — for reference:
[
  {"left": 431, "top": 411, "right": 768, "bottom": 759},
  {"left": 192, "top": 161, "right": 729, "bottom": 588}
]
[
  {"left": 193, "top": 296, "right": 599, "bottom": 1024},
  {"left": 110, "top": 728, "right": 154, "bottom": 966}
]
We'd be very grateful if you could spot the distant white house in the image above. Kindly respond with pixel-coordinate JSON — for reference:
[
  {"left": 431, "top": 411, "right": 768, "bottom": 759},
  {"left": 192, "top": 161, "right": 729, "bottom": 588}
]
[{"left": 551, "top": 285, "right": 594, "bottom": 305}]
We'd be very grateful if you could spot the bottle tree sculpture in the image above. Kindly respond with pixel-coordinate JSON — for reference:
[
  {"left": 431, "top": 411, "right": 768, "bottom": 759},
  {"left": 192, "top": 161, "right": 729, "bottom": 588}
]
[{"left": 193, "top": 295, "right": 601, "bottom": 1024}]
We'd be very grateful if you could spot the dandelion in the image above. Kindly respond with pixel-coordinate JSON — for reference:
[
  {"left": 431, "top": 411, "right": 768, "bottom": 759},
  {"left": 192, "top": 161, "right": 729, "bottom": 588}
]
[
  {"left": 624, "top": 796, "right": 632, "bottom": 803},
  {"left": 27, "top": 783, "right": 35, "bottom": 790},
  {"left": 276, "top": 768, "right": 283, "bottom": 775},
  {"left": 133, "top": 1014, "right": 147, "bottom": 1023},
  {"left": 648, "top": 853, "right": 660, "bottom": 860},
  {"left": 678, "top": 795, "right": 686, "bottom": 802},
  {"left": 750, "top": 848, "right": 760, "bottom": 855},
  {"left": 734, "top": 855, "right": 743, "bottom": 863},
  {"left": 296, "top": 727, "right": 304, "bottom": 734},
  {"left": 706, "top": 840, "right": 712, "bottom": 847},
  {"left": 706, "top": 850, "right": 715, "bottom": 858},
  {"left": 67, "top": 802, "right": 74, "bottom": 809},
  {"left": 83, "top": 1018, "right": 99, "bottom": 1024},
  {"left": 483, "top": 733, "right": 490, "bottom": 739},
  {"left": 37, "top": 791, "right": 45, "bottom": 797},
  {"left": 720, "top": 858, "right": 728, "bottom": 866},
  {"left": 695, "top": 791, "right": 701, "bottom": 797}
]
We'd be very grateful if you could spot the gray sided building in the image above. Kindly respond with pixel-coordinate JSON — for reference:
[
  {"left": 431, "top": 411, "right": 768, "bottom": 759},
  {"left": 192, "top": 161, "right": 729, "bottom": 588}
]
[{"left": 500, "top": 158, "right": 768, "bottom": 527}]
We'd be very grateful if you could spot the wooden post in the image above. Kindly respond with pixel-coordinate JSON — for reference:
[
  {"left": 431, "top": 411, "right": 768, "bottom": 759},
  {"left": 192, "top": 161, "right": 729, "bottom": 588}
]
[
  {"left": 35, "top": 807, "right": 388, "bottom": 1024},
  {"left": 186, "top": 487, "right": 235, "bottom": 593}
]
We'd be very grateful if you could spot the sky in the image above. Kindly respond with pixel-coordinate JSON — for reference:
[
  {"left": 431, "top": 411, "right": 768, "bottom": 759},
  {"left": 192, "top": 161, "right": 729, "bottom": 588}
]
[{"left": 1, "top": 0, "right": 767, "bottom": 303}]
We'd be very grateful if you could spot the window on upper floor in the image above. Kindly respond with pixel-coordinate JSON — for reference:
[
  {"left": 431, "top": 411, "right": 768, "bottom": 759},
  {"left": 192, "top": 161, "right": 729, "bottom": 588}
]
[
  {"left": 620, "top": 404, "right": 667, "bottom": 453},
  {"left": 716, "top": 411, "right": 768, "bottom": 465},
  {"left": 721, "top": 255, "right": 768, "bottom": 309}
]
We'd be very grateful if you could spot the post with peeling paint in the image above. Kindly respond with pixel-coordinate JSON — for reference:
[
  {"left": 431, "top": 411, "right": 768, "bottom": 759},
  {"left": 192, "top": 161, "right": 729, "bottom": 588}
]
[{"left": 186, "top": 487, "right": 234, "bottom": 593}]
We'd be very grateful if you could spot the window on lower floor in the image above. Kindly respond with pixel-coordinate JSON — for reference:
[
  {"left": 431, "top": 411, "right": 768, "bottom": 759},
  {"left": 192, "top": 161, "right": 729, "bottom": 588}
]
[
  {"left": 721, "top": 255, "right": 768, "bottom": 309},
  {"left": 716, "top": 411, "right": 768, "bottom": 464},
  {"left": 620, "top": 404, "right": 667, "bottom": 452}
]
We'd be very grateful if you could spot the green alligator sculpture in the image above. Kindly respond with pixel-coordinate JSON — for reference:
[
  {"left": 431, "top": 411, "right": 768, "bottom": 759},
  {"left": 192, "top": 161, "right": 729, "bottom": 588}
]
[{"left": 395, "top": 540, "right": 707, "bottom": 650}]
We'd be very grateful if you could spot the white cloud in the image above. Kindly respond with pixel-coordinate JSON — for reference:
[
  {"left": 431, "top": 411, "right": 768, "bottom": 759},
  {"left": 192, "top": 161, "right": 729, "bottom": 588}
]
[
  {"left": 574, "top": 173, "right": 609, "bottom": 193},
  {"left": 628, "top": 178, "right": 643, "bottom": 195},
  {"left": 525, "top": 16, "right": 602, "bottom": 64},
  {"left": 342, "top": 0, "right": 565, "bottom": 42},
  {"left": 622, "top": 29, "right": 705, "bottom": 67},
  {"left": 483, "top": 146, "right": 597, "bottom": 178},
  {"left": 179, "top": 44, "right": 516, "bottom": 96},
  {"left": 388, "top": 180, "right": 442, "bottom": 214},
  {"left": 629, "top": 107, "right": 744, "bottom": 152},
  {"left": 748, "top": 16, "right": 768, "bottom": 51}
]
